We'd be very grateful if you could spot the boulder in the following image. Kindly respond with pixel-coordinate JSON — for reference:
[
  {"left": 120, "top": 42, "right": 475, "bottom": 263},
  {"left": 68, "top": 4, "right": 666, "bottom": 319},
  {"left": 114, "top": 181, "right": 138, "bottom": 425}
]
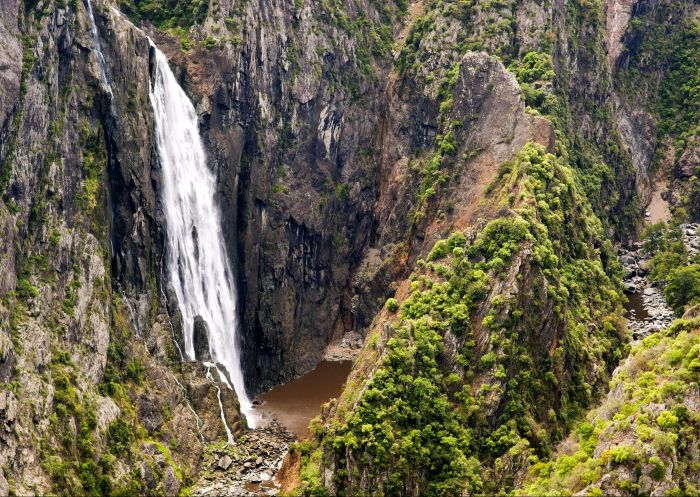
[
  {"left": 138, "top": 394, "right": 164, "bottom": 435},
  {"left": 162, "top": 465, "right": 180, "bottom": 496},
  {"left": 193, "top": 316, "right": 211, "bottom": 362},
  {"left": 217, "top": 455, "right": 232, "bottom": 471}
]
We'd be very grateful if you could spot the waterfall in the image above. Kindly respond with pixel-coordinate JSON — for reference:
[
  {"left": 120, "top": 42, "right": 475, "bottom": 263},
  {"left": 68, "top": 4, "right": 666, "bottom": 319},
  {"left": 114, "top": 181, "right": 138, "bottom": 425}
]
[
  {"left": 85, "top": 0, "right": 113, "bottom": 99},
  {"left": 204, "top": 362, "right": 235, "bottom": 444},
  {"left": 148, "top": 45, "right": 255, "bottom": 427}
]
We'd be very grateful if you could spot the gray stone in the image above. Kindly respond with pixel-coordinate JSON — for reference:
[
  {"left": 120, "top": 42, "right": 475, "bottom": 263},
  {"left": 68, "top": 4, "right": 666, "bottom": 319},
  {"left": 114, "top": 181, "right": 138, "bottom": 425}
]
[
  {"left": 218, "top": 455, "right": 233, "bottom": 471},
  {"left": 138, "top": 394, "right": 164, "bottom": 435},
  {"left": 0, "top": 468, "right": 8, "bottom": 497},
  {"left": 193, "top": 316, "right": 211, "bottom": 362},
  {"left": 163, "top": 465, "right": 180, "bottom": 496}
]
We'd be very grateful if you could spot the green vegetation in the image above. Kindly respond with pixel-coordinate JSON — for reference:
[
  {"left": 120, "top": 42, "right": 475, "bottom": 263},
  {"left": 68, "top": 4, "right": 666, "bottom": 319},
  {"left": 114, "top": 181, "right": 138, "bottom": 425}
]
[
  {"left": 642, "top": 221, "right": 700, "bottom": 315},
  {"left": 116, "top": 0, "right": 208, "bottom": 30},
  {"left": 665, "top": 266, "right": 700, "bottom": 314},
  {"left": 308, "top": 143, "right": 627, "bottom": 495},
  {"left": 521, "top": 317, "right": 700, "bottom": 495},
  {"left": 670, "top": 19, "right": 700, "bottom": 220},
  {"left": 42, "top": 353, "right": 113, "bottom": 496},
  {"left": 77, "top": 125, "right": 107, "bottom": 213},
  {"left": 618, "top": 4, "right": 700, "bottom": 220},
  {"left": 508, "top": 51, "right": 556, "bottom": 110},
  {"left": 384, "top": 298, "right": 399, "bottom": 313}
]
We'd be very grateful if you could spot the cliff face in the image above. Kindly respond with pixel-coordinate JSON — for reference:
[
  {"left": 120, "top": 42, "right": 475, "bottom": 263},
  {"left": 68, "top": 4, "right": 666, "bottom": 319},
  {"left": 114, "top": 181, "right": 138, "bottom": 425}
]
[
  {"left": 612, "top": 0, "right": 700, "bottom": 212},
  {"left": 0, "top": 0, "right": 403, "bottom": 492},
  {"left": 114, "top": 0, "right": 404, "bottom": 393},
  {"left": 0, "top": 2, "right": 242, "bottom": 494},
  {"left": 0, "top": 0, "right": 698, "bottom": 494}
]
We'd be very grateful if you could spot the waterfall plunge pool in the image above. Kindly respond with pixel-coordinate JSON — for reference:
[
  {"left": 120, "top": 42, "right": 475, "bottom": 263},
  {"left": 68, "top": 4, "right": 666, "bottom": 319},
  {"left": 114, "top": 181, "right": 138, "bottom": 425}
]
[{"left": 252, "top": 360, "right": 353, "bottom": 437}]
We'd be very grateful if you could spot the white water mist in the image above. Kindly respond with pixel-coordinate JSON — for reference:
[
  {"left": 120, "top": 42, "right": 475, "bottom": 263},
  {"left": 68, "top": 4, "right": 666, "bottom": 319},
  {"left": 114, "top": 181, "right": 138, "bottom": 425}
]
[
  {"left": 85, "top": 0, "right": 113, "bottom": 99},
  {"left": 148, "top": 45, "right": 255, "bottom": 427}
]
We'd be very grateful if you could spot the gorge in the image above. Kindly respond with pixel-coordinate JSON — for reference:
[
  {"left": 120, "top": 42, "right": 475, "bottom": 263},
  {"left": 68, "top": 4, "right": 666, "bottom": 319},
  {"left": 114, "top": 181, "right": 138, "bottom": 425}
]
[{"left": 0, "top": 0, "right": 699, "bottom": 495}]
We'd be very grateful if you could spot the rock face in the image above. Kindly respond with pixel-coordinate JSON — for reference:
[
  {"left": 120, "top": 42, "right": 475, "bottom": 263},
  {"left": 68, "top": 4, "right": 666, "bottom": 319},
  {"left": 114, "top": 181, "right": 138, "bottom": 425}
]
[
  {"left": 193, "top": 316, "right": 211, "bottom": 362},
  {"left": 605, "top": 0, "right": 637, "bottom": 70},
  {"left": 0, "top": 0, "right": 21, "bottom": 132},
  {"left": 0, "top": 1, "right": 243, "bottom": 492},
  {"left": 612, "top": 0, "right": 700, "bottom": 216}
]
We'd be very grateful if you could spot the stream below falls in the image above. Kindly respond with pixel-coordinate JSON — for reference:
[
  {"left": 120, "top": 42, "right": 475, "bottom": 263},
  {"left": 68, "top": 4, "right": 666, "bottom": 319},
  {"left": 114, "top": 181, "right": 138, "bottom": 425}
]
[
  {"left": 252, "top": 360, "right": 353, "bottom": 437},
  {"left": 191, "top": 360, "right": 353, "bottom": 496}
]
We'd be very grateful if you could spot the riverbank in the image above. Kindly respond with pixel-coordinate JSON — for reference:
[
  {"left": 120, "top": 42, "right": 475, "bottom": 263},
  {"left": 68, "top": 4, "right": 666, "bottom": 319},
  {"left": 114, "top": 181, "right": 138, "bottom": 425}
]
[{"left": 620, "top": 222, "right": 699, "bottom": 339}]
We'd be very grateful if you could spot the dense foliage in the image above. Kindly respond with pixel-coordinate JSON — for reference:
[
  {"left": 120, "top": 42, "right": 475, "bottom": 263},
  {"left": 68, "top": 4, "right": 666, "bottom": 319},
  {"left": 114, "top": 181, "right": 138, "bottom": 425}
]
[
  {"left": 521, "top": 317, "right": 700, "bottom": 495},
  {"left": 116, "top": 0, "right": 209, "bottom": 29},
  {"left": 643, "top": 221, "right": 700, "bottom": 315},
  {"left": 619, "top": 3, "right": 700, "bottom": 220},
  {"left": 302, "top": 143, "right": 627, "bottom": 496}
]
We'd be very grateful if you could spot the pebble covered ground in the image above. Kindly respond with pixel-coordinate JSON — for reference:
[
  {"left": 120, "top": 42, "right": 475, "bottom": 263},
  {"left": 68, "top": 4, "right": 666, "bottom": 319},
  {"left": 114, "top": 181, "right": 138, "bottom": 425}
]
[{"left": 191, "top": 422, "right": 296, "bottom": 497}]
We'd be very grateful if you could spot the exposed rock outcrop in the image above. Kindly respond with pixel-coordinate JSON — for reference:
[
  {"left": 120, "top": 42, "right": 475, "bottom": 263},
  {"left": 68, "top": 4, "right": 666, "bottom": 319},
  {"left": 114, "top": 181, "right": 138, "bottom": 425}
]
[{"left": 193, "top": 316, "right": 211, "bottom": 362}]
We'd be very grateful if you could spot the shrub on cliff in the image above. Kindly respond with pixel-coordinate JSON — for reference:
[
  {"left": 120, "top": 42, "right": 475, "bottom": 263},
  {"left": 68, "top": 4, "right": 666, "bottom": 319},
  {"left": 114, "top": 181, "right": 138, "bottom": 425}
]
[
  {"left": 311, "top": 143, "right": 626, "bottom": 495},
  {"left": 665, "top": 265, "right": 700, "bottom": 314}
]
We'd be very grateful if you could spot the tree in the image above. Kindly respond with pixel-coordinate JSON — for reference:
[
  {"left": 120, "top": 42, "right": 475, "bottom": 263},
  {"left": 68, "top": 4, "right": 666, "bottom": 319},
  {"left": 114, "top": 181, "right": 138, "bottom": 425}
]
[{"left": 665, "top": 265, "right": 700, "bottom": 313}]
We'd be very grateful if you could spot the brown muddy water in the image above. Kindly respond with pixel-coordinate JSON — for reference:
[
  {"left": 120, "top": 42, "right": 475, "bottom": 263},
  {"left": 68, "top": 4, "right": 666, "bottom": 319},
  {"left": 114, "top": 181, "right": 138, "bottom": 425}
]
[
  {"left": 647, "top": 180, "right": 671, "bottom": 224},
  {"left": 625, "top": 291, "right": 650, "bottom": 321},
  {"left": 253, "top": 360, "right": 353, "bottom": 437}
]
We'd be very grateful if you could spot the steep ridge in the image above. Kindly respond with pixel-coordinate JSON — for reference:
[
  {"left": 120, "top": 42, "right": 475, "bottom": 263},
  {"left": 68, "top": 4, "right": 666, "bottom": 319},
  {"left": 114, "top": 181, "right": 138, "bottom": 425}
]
[
  {"left": 296, "top": 140, "right": 628, "bottom": 495},
  {"left": 288, "top": 0, "right": 695, "bottom": 495}
]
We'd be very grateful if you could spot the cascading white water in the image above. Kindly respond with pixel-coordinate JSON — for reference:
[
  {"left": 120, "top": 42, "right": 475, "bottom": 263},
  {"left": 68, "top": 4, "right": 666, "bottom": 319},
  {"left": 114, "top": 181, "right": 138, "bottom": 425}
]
[
  {"left": 148, "top": 45, "right": 255, "bottom": 427},
  {"left": 85, "top": 0, "right": 113, "bottom": 99}
]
